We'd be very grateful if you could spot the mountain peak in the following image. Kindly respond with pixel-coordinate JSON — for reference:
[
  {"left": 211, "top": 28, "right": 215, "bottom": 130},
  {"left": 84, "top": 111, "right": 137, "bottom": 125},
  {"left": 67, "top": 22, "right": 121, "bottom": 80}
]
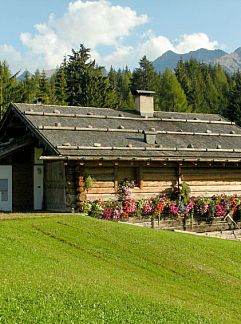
[
  {"left": 152, "top": 48, "right": 240, "bottom": 74},
  {"left": 234, "top": 47, "right": 241, "bottom": 56}
]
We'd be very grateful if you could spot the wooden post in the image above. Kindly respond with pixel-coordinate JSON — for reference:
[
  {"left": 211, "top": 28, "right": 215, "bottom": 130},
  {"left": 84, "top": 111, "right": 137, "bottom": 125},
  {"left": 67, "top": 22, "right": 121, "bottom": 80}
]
[
  {"left": 177, "top": 162, "right": 182, "bottom": 192},
  {"left": 75, "top": 165, "right": 86, "bottom": 208},
  {"left": 114, "top": 166, "right": 118, "bottom": 191},
  {"left": 139, "top": 166, "right": 143, "bottom": 190}
]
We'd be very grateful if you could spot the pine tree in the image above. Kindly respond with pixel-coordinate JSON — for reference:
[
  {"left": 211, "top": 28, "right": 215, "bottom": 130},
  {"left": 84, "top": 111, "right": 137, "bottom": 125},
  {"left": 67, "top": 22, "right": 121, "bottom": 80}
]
[
  {"left": 225, "top": 72, "right": 241, "bottom": 125},
  {"left": 132, "top": 56, "right": 161, "bottom": 109},
  {"left": 159, "top": 68, "right": 188, "bottom": 112},
  {"left": 132, "top": 56, "right": 159, "bottom": 91},
  {"left": 54, "top": 67, "right": 67, "bottom": 105},
  {"left": 211, "top": 64, "right": 230, "bottom": 114},
  {"left": 0, "top": 61, "right": 19, "bottom": 118},
  {"left": 18, "top": 71, "right": 37, "bottom": 103},
  {"left": 63, "top": 44, "right": 118, "bottom": 107},
  {"left": 38, "top": 71, "right": 50, "bottom": 104}
]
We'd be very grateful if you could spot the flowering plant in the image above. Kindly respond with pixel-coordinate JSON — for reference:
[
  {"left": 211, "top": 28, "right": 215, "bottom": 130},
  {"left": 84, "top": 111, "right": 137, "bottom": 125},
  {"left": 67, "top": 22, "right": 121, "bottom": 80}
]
[
  {"left": 142, "top": 200, "right": 153, "bottom": 215},
  {"left": 117, "top": 179, "right": 135, "bottom": 201},
  {"left": 81, "top": 192, "right": 241, "bottom": 224},
  {"left": 169, "top": 201, "right": 179, "bottom": 217}
]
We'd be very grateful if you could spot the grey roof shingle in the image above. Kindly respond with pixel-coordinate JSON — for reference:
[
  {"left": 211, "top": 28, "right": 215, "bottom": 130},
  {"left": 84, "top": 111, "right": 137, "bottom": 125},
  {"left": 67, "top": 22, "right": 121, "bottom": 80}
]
[{"left": 9, "top": 103, "right": 241, "bottom": 162}]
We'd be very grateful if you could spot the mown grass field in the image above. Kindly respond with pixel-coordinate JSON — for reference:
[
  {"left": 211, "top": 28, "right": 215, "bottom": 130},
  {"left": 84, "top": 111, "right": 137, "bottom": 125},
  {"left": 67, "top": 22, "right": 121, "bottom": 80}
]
[{"left": 0, "top": 214, "right": 241, "bottom": 323}]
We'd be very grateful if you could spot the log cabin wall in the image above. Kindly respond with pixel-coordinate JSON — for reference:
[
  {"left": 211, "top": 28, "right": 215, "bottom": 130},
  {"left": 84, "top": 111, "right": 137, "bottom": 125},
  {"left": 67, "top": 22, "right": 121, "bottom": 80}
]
[
  {"left": 181, "top": 163, "right": 241, "bottom": 196},
  {"left": 81, "top": 166, "right": 116, "bottom": 201},
  {"left": 75, "top": 162, "right": 178, "bottom": 205},
  {"left": 74, "top": 161, "right": 241, "bottom": 206},
  {"left": 44, "top": 161, "right": 66, "bottom": 211}
]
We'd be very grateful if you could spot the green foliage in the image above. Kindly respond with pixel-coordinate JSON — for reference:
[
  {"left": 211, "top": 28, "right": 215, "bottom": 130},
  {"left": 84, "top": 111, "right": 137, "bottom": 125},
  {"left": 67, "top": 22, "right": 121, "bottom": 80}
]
[
  {"left": 84, "top": 175, "right": 95, "bottom": 191},
  {"left": 175, "top": 59, "right": 230, "bottom": 114},
  {"left": 159, "top": 68, "right": 189, "bottom": 112},
  {"left": 0, "top": 215, "right": 241, "bottom": 322},
  {"left": 0, "top": 45, "right": 239, "bottom": 126},
  {"left": 54, "top": 67, "right": 68, "bottom": 105},
  {"left": 225, "top": 72, "right": 241, "bottom": 125},
  {"left": 63, "top": 44, "right": 118, "bottom": 108},
  {"left": 132, "top": 56, "right": 161, "bottom": 110},
  {"left": 0, "top": 61, "right": 19, "bottom": 117},
  {"left": 180, "top": 181, "right": 190, "bottom": 205},
  {"left": 108, "top": 67, "right": 135, "bottom": 109}
]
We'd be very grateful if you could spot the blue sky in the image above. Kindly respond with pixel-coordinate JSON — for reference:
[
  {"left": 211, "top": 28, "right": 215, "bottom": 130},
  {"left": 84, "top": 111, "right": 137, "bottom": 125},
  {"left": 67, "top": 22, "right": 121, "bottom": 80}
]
[{"left": 0, "top": 0, "right": 241, "bottom": 72}]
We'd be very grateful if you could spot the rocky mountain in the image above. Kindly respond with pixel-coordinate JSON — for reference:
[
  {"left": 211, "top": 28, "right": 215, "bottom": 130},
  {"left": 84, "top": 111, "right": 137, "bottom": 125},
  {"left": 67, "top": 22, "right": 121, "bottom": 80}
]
[
  {"left": 214, "top": 47, "right": 241, "bottom": 74},
  {"left": 153, "top": 47, "right": 241, "bottom": 74},
  {"left": 17, "top": 68, "right": 56, "bottom": 80}
]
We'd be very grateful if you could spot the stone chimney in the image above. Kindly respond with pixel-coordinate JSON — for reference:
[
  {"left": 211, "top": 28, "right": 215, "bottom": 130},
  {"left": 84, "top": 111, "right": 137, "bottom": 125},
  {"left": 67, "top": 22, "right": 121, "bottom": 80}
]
[
  {"left": 143, "top": 128, "right": 157, "bottom": 144},
  {"left": 133, "top": 90, "right": 155, "bottom": 117}
]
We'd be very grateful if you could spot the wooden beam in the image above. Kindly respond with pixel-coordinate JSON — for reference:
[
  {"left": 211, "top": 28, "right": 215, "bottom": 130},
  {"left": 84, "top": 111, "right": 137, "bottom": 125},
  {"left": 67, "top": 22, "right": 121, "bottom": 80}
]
[
  {"left": 139, "top": 166, "right": 143, "bottom": 190},
  {"left": 177, "top": 162, "right": 182, "bottom": 192}
]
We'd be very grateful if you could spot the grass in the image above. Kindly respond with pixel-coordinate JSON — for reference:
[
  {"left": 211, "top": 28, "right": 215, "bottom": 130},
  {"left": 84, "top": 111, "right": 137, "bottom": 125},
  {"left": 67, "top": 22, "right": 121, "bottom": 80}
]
[{"left": 0, "top": 214, "right": 241, "bottom": 323}]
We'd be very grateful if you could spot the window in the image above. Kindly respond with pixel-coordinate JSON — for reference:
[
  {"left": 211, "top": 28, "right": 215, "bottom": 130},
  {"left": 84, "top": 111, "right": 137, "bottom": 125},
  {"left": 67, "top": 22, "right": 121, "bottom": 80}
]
[
  {"left": 0, "top": 179, "right": 8, "bottom": 201},
  {"left": 117, "top": 167, "right": 140, "bottom": 187}
]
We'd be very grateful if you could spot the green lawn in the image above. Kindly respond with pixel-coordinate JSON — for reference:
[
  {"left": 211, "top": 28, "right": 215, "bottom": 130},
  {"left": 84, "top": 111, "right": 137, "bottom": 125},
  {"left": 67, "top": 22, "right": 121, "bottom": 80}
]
[{"left": 0, "top": 215, "right": 241, "bottom": 323}]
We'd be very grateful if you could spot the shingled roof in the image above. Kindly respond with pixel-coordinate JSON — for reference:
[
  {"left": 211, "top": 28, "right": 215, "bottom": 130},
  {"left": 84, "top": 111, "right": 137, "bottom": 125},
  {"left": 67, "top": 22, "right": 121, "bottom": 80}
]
[{"left": 2, "top": 102, "right": 241, "bottom": 162}]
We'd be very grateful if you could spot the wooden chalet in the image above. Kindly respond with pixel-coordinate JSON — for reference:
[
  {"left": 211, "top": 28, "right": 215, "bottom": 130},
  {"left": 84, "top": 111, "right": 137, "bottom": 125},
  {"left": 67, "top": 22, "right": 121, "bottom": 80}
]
[{"left": 1, "top": 90, "right": 241, "bottom": 212}]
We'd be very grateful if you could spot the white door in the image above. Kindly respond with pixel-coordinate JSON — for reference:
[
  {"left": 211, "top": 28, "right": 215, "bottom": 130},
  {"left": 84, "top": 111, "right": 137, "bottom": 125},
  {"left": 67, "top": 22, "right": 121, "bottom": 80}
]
[
  {"left": 34, "top": 165, "right": 43, "bottom": 210},
  {"left": 0, "top": 166, "right": 12, "bottom": 212}
]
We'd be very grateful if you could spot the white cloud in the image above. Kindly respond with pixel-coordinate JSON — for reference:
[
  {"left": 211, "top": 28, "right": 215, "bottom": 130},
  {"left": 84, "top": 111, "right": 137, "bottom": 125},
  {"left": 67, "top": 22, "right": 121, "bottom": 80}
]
[
  {"left": 175, "top": 33, "right": 219, "bottom": 53},
  {"left": 0, "top": 44, "right": 22, "bottom": 72},
  {"left": 17, "top": 0, "right": 148, "bottom": 71},
  {"left": 0, "top": 0, "right": 220, "bottom": 73},
  {"left": 97, "top": 32, "right": 220, "bottom": 70}
]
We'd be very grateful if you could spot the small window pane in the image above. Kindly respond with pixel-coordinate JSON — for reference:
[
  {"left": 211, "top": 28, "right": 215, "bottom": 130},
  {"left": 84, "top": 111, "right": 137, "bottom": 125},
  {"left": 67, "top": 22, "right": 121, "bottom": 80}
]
[
  {"left": 1, "top": 191, "right": 8, "bottom": 201},
  {"left": 0, "top": 179, "right": 8, "bottom": 191},
  {"left": 0, "top": 179, "right": 8, "bottom": 201}
]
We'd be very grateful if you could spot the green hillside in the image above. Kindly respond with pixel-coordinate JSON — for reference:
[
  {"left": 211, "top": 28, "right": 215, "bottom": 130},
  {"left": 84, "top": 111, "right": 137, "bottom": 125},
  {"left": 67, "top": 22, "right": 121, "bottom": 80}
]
[{"left": 0, "top": 215, "right": 241, "bottom": 323}]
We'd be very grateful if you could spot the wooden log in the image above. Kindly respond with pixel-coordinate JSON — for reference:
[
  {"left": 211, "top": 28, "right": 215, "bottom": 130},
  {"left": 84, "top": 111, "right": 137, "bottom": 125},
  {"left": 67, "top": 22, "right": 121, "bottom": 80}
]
[
  {"left": 86, "top": 193, "right": 116, "bottom": 201},
  {"left": 143, "top": 168, "right": 176, "bottom": 175},
  {"left": 84, "top": 168, "right": 114, "bottom": 175},
  {"left": 76, "top": 179, "right": 85, "bottom": 187},
  {"left": 81, "top": 174, "right": 114, "bottom": 181},
  {"left": 190, "top": 191, "right": 241, "bottom": 196},
  {"left": 143, "top": 174, "right": 177, "bottom": 181},
  {"left": 183, "top": 168, "right": 241, "bottom": 174},
  {"left": 76, "top": 192, "right": 87, "bottom": 201},
  {"left": 91, "top": 181, "right": 115, "bottom": 188},
  {"left": 139, "top": 166, "right": 143, "bottom": 190},
  {"left": 76, "top": 186, "right": 85, "bottom": 193},
  {"left": 132, "top": 187, "right": 172, "bottom": 193},
  {"left": 87, "top": 188, "right": 116, "bottom": 194},
  {"left": 143, "top": 181, "right": 174, "bottom": 187},
  {"left": 132, "top": 191, "right": 172, "bottom": 200},
  {"left": 190, "top": 185, "right": 241, "bottom": 192},
  {"left": 183, "top": 175, "right": 241, "bottom": 181},
  {"left": 188, "top": 181, "right": 241, "bottom": 186}
]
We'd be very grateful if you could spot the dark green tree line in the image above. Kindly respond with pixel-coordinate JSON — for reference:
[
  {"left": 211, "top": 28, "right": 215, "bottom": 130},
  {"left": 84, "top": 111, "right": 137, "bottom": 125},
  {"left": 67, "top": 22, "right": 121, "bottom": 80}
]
[{"left": 1, "top": 44, "right": 240, "bottom": 126}]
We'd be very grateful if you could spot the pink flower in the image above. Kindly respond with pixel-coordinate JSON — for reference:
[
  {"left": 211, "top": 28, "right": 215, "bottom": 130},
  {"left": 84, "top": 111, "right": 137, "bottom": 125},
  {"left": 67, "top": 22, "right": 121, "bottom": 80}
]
[
  {"left": 143, "top": 200, "right": 153, "bottom": 215},
  {"left": 169, "top": 202, "right": 179, "bottom": 216},
  {"left": 123, "top": 200, "right": 137, "bottom": 214}
]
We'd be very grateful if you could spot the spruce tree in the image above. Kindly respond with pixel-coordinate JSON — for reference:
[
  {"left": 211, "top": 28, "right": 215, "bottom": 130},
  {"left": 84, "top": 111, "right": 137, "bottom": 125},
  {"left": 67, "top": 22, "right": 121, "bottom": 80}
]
[
  {"left": 159, "top": 68, "right": 188, "bottom": 112},
  {"left": 0, "top": 61, "right": 19, "bottom": 117},
  {"left": 63, "top": 44, "right": 117, "bottom": 107},
  {"left": 225, "top": 72, "right": 241, "bottom": 125},
  {"left": 132, "top": 56, "right": 161, "bottom": 109},
  {"left": 54, "top": 67, "right": 67, "bottom": 105}
]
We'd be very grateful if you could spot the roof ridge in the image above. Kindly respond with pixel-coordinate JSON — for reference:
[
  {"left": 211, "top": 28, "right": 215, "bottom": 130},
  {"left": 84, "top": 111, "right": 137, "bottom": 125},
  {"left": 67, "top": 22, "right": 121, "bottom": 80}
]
[{"left": 23, "top": 110, "right": 234, "bottom": 125}]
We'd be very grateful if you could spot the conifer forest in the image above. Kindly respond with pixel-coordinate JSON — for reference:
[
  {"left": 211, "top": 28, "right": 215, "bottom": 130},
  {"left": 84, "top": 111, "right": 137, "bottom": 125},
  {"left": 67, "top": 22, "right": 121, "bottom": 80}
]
[{"left": 1, "top": 44, "right": 241, "bottom": 124}]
